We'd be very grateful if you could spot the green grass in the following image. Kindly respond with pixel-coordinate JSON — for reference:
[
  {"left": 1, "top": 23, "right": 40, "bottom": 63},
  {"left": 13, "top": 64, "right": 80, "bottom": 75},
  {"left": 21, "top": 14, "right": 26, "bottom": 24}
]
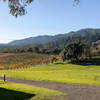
[
  {"left": 0, "top": 81, "right": 62, "bottom": 100},
  {"left": 0, "top": 80, "right": 7, "bottom": 84},
  {"left": 1, "top": 63, "right": 100, "bottom": 85}
]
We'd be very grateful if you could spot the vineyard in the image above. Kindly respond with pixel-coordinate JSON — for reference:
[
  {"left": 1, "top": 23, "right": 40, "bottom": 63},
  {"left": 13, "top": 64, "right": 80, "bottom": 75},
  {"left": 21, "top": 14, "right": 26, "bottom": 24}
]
[{"left": 0, "top": 53, "right": 51, "bottom": 69}]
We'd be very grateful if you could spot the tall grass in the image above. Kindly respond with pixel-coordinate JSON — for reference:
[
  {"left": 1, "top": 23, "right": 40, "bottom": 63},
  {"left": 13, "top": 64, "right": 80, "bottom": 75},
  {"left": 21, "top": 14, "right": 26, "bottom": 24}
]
[{"left": 0, "top": 53, "right": 51, "bottom": 69}]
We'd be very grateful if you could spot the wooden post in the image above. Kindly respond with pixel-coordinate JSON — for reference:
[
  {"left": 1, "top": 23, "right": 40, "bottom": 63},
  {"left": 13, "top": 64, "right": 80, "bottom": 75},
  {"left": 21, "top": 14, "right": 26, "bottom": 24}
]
[{"left": 4, "top": 74, "right": 6, "bottom": 82}]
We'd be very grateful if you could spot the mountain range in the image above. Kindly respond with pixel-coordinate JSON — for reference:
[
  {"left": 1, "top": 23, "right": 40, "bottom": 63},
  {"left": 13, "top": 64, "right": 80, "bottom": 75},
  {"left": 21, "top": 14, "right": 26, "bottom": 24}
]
[{"left": 1, "top": 28, "right": 100, "bottom": 48}]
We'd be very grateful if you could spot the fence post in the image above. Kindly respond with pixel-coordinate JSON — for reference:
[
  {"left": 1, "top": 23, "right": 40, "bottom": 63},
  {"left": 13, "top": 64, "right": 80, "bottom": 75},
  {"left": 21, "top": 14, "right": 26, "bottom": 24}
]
[{"left": 4, "top": 74, "right": 6, "bottom": 82}]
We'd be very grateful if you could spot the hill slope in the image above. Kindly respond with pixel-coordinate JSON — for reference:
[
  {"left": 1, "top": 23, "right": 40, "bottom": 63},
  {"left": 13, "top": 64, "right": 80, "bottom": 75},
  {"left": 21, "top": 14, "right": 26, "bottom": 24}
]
[
  {"left": 44, "top": 28, "right": 100, "bottom": 48},
  {"left": 1, "top": 28, "right": 100, "bottom": 48},
  {"left": 7, "top": 35, "right": 64, "bottom": 46}
]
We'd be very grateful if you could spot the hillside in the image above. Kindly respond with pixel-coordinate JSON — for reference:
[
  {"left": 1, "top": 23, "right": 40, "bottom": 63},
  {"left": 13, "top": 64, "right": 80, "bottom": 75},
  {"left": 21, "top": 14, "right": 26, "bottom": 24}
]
[
  {"left": 0, "top": 28, "right": 100, "bottom": 52},
  {"left": 43, "top": 28, "right": 100, "bottom": 49},
  {"left": 7, "top": 28, "right": 100, "bottom": 47},
  {"left": 7, "top": 35, "right": 64, "bottom": 46}
]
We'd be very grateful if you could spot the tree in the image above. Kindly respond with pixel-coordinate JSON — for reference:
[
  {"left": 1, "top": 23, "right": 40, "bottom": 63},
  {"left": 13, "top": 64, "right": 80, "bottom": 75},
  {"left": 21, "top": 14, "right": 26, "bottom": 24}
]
[
  {"left": 62, "top": 41, "right": 86, "bottom": 62},
  {"left": 2, "top": 0, "right": 33, "bottom": 17},
  {"left": 27, "top": 47, "right": 33, "bottom": 52},
  {"left": 52, "top": 48, "right": 62, "bottom": 55},
  {"left": 50, "top": 56, "right": 58, "bottom": 63},
  {"left": 33, "top": 46, "right": 40, "bottom": 53},
  {"left": 1, "top": 0, "right": 79, "bottom": 17}
]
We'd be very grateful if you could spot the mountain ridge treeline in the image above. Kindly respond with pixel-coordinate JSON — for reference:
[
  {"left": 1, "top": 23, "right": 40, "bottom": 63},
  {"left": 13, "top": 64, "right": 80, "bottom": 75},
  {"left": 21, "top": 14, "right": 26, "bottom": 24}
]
[{"left": 0, "top": 28, "right": 100, "bottom": 55}]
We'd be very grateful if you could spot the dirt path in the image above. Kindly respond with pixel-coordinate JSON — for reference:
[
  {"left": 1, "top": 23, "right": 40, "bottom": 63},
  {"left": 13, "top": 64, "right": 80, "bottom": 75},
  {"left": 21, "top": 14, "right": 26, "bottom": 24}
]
[{"left": 0, "top": 77, "right": 100, "bottom": 100}]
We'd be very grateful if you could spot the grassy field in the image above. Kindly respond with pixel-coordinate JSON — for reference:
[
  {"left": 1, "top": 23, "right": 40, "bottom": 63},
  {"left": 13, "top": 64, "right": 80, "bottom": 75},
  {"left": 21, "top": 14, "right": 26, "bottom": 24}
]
[
  {"left": 1, "top": 63, "right": 100, "bottom": 85},
  {"left": 0, "top": 53, "right": 51, "bottom": 69},
  {"left": 0, "top": 81, "right": 62, "bottom": 100}
]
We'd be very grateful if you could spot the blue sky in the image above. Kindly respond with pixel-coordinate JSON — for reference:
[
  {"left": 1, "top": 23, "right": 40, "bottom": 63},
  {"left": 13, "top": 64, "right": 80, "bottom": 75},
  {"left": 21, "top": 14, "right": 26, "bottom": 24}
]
[{"left": 0, "top": 0, "right": 100, "bottom": 43}]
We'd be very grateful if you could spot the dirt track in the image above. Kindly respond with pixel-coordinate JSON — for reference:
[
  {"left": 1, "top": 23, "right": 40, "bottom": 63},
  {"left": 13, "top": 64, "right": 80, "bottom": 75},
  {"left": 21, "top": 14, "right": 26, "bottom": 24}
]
[{"left": 0, "top": 77, "right": 100, "bottom": 100}]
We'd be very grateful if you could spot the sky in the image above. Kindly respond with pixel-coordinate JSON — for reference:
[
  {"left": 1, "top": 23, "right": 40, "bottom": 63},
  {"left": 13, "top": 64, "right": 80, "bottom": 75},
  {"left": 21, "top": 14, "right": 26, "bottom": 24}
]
[{"left": 0, "top": 0, "right": 100, "bottom": 43}]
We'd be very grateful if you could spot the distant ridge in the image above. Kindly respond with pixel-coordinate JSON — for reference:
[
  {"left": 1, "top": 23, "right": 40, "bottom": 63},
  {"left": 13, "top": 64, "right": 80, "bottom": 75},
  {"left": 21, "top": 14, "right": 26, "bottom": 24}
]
[
  {"left": 46, "top": 28, "right": 100, "bottom": 48},
  {"left": 0, "top": 28, "right": 100, "bottom": 47},
  {"left": 7, "top": 35, "right": 64, "bottom": 46}
]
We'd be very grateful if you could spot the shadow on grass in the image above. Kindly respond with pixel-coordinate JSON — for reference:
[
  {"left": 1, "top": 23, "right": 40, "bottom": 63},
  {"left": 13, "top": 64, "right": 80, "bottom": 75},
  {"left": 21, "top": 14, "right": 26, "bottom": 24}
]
[
  {"left": 0, "top": 87, "right": 35, "bottom": 100},
  {"left": 71, "top": 58, "right": 100, "bottom": 66}
]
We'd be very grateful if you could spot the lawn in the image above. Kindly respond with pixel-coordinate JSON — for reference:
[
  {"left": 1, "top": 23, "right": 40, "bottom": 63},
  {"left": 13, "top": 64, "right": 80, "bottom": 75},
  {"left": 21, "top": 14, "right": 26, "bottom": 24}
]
[
  {"left": 0, "top": 81, "right": 62, "bottom": 100},
  {"left": 1, "top": 63, "right": 100, "bottom": 85}
]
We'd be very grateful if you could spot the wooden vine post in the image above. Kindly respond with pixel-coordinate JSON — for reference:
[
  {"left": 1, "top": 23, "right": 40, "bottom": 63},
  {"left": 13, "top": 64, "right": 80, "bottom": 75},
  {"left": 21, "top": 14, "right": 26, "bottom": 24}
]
[{"left": 4, "top": 74, "right": 6, "bottom": 82}]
